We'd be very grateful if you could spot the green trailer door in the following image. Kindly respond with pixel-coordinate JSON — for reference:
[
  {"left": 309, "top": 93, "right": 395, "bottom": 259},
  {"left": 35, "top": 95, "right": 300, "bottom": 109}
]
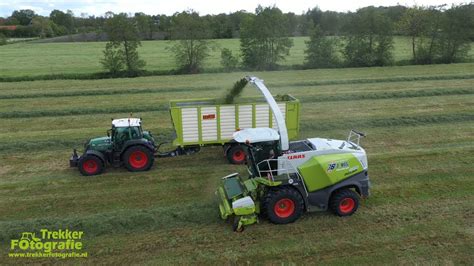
[{"left": 169, "top": 95, "right": 300, "bottom": 147}]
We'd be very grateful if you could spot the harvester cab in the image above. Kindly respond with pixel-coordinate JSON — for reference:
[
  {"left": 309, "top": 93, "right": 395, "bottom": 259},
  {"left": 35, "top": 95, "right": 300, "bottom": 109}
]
[{"left": 216, "top": 76, "right": 371, "bottom": 231}]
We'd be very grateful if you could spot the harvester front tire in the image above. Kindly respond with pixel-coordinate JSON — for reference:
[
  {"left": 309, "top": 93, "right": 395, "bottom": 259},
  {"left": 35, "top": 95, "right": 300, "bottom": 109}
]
[
  {"left": 263, "top": 187, "right": 304, "bottom": 224},
  {"left": 123, "top": 146, "right": 154, "bottom": 172},
  {"left": 330, "top": 189, "right": 359, "bottom": 217},
  {"left": 78, "top": 155, "right": 104, "bottom": 176},
  {"left": 226, "top": 145, "right": 247, "bottom": 164},
  {"left": 232, "top": 216, "right": 244, "bottom": 232}
]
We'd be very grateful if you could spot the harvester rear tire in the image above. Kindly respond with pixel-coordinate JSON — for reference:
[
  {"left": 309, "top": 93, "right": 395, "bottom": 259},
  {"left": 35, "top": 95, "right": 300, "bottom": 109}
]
[
  {"left": 226, "top": 145, "right": 247, "bottom": 165},
  {"left": 263, "top": 187, "right": 304, "bottom": 224},
  {"left": 330, "top": 188, "right": 359, "bottom": 217},
  {"left": 123, "top": 146, "right": 154, "bottom": 172},
  {"left": 78, "top": 155, "right": 104, "bottom": 176}
]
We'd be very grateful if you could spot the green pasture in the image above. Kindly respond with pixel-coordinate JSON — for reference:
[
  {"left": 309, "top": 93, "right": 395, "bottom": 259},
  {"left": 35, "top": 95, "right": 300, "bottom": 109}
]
[
  {"left": 0, "top": 63, "right": 473, "bottom": 264},
  {"left": 2, "top": 36, "right": 472, "bottom": 78}
]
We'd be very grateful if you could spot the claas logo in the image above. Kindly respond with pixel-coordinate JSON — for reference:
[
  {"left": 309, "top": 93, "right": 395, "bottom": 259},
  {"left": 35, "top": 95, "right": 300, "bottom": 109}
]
[
  {"left": 202, "top": 114, "right": 216, "bottom": 120},
  {"left": 288, "top": 154, "right": 305, "bottom": 160}
]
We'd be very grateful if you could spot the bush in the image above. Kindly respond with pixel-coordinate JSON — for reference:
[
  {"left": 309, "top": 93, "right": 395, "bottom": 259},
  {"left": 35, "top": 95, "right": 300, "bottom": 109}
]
[
  {"left": 220, "top": 48, "right": 239, "bottom": 71},
  {"left": 0, "top": 33, "right": 7, "bottom": 46},
  {"left": 169, "top": 11, "right": 212, "bottom": 74},
  {"left": 100, "top": 43, "right": 125, "bottom": 74}
]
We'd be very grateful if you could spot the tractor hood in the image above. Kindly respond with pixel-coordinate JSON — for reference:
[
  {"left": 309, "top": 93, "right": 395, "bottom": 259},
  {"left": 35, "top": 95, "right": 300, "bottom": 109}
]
[
  {"left": 233, "top": 128, "right": 280, "bottom": 143},
  {"left": 86, "top": 136, "right": 112, "bottom": 151}
]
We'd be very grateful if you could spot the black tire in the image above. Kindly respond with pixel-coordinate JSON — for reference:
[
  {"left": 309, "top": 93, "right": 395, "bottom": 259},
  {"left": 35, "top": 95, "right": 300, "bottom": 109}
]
[
  {"left": 123, "top": 145, "right": 154, "bottom": 172},
  {"left": 232, "top": 216, "right": 244, "bottom": 232},
  {"left": 226, "top": 145, "right": 247, "bottom": 164},
  {"left": 78, "top": 155, "right": 104, "bottom": 176},
  {"left": 262, "top": 187, "right": 304, "bottom": 224},
  {"left": 330, "top": 189, "right": 360, "bottom": 217}
]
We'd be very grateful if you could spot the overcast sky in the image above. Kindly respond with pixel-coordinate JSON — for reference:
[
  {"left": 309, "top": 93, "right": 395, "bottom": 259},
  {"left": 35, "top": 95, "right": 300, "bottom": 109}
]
[{"left": 0, "top": 0, "right": 470, "bottom": 17}]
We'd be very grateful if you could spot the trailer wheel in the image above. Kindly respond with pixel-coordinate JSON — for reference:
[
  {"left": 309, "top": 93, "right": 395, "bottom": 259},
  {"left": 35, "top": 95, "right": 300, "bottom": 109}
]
[
  {"left": 78, "top": 155, "right": 104, "bottom": 176},
  {"left": 226, "top": 145, "right": 246, "bottom": 164},
  {"left": 263, "top": 187, "right": 304, "bottom": 224},
  {"left": 123, "top": 146, "right": 154, "bottom": 172},
  {"left": 330, "top": 189, "right": 359, "bottom": 217}
]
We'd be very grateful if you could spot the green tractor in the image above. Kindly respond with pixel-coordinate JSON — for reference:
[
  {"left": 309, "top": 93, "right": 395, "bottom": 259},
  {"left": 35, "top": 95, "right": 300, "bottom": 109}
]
[
  {"left": 70, "top": 118, "right": 157, "bottom": 176},
  {"left": 216, "top": 77, "right": 371, "bottom": 231}
]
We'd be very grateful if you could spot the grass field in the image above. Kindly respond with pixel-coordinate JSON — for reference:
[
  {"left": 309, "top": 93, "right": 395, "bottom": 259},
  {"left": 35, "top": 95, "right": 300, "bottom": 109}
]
[
  {"left": 0, "top": 63, "right": 473, "bottom": 264},
  {"left": 1, "top": 36, "right": 473, "bottom": 78}
]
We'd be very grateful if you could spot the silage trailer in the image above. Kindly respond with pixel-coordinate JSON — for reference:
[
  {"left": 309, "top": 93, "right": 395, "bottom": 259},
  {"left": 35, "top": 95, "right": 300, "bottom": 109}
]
[
  {"left": 70, "top": 83, "right": 300, "bottom": 175},
  {"left": 168, "top": 95, "right": 300, "bottom": 164}
]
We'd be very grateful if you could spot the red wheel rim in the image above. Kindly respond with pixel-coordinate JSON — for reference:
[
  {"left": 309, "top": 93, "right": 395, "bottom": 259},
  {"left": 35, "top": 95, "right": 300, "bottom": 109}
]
[
  {"left": 339, "top": 198, "right": 355, "bottom": 214},
  {"left": 232, "top": 149, "right": 245, "bottom": 162},
  {"left": 83, "top": 159, "right": 98, "bottom": 174},
  {"left": 129, "top": 151, "right": 148, "bottom": 169},
  {"left": 274, "top": 198, "right": 295, "bottom": 218}
]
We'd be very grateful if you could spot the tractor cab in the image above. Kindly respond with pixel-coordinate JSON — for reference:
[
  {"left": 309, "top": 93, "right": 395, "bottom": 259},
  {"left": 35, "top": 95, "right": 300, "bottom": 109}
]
[
  {"left": 110, "top": 118, "right": 144, "bottom": 149},
  {"left": 109, "top": 118, "right": 156, "bottom": 150}
]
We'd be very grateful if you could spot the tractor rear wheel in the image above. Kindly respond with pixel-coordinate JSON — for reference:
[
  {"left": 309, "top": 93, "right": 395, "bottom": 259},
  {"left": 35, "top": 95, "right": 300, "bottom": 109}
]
[
  {"left": 226, "top": 145, "right": 246, "bottom": 164},
  {"left": 262, "top": 187, "right": 304, "bottom": 224},
  {"left": 330, "top": 189, "right": 360, "bottom": 216},
  {"left": 123, "top": 146, "right": 154, "bottom": 172},
  {"left": 78, "top": 155, "right": 104, "bottom": 176}
]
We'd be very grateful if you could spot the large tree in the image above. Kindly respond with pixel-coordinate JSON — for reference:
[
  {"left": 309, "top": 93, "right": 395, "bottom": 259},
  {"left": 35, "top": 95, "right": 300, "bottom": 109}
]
[
  {"left": 240, "top": 6, "right": 293, "bottom": 70},
  {"left": 168, "top": 10, "right": 212, "bottom": 73},
  {"left": 101, "top": 13, "right": 145, "bottom": 75},
  {"left": 304, "top": 26, "right": 340, "bottom": 68},
  {"left": 343, "top": 7, "right": 394, "bottom": 67},
  {"left": 134, "top": 12, "right": 154, "bottom": 40},
  {"left": 31, "top": 16, "right": 54, "bottom": 38},
  {"left": 10, "top": 9, "right": 36, "bottom": 26},
  {"left": 398, "top": 6, "right": 444, "bottom": 64},
  {"left": 435, "top": 4, "right": 474, "bottom": 63},
  {"left": 49, "top": 9, "right": 75, "bottom": 35},
  {"left": 398, "top": 7, "right": 430, "bottom": 62}
]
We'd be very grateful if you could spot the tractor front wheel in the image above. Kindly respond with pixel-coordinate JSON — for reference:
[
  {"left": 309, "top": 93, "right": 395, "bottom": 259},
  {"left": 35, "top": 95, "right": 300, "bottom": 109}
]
[
  {"left": 263, "top": 187, "right": 304, "bottom": 224},
  {"left": 330, "top": 189, "right": 360, "bottom": 216},
  {"left": 78, "top": 155, "right": 104, "bottom": 176},
  {"left": 123, "top": 146, "right": 154, "bottom": 172},
  {"left": 226, "top": 145, "right": 246, "bottom": 164}
]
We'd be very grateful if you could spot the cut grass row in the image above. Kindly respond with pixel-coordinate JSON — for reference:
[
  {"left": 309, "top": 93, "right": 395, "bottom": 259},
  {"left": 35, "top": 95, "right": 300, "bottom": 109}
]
[
  {"left": 1, "top": 74, "right": 473, "bottom": 100},
  {"left": 0, "top": 77, "right": 472, "bottom": 118},
  {"left": 1, "top": 63, "right": 472, "bottom": 95},
  {"left": 0, "top": 90, "right": 472, "bottom": 145}
]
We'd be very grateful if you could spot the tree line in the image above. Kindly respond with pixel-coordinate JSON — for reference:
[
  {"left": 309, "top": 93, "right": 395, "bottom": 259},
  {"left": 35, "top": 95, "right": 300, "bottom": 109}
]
[{"left": 1, "top": 4, "right": 473, "bottom": 77}]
